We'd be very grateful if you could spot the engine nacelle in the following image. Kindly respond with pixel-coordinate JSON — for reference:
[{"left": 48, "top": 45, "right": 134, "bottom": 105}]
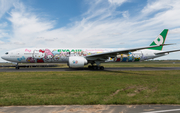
[{"left": 68, "top": 56, "right": 88, "bottom": 68}]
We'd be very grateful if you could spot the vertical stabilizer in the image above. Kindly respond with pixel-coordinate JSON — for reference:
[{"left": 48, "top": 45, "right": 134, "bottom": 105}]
[{"left": 148, "top": 29, "right": 169, "bottom": 51}]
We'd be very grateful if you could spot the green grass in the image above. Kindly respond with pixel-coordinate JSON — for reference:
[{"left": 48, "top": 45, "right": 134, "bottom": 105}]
[
  {"left": 1, "top": 71, "right": 180, "bottom": 106},
  {"left": 101, "top": 62, "right": 180, "bottom": 67},
  {"left": 1, "top": 60, "right": 180, "bottom": 68}
]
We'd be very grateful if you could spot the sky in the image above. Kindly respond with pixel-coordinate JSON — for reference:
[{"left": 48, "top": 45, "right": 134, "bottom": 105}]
[{"left": 0, "top": 0, "right": 180, "bottom": 62}]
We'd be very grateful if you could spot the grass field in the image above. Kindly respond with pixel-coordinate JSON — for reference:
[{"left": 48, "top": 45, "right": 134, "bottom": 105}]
[
  {"left": 101, "top": 61, "right": 180, "bottom": 67},
  {"left": 1, "top": 70, "right": 180, "bottom": 106},
  {"left": 1, "top": 60, "right": 180, "bottom": 68}
]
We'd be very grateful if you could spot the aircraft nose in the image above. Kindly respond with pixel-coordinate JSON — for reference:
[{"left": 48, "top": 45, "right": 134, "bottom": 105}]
[{"left": 1, "top": 56, "right": 5, "bottom": 60}]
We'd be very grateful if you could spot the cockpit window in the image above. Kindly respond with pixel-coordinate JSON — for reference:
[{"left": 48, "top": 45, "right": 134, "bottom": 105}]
[{"left": 5, "top": 52, "right": 8, "bottom": 55}]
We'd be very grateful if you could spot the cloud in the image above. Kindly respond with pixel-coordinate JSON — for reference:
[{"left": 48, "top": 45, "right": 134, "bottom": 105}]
[
  {"left": 169, "top": 28, "right": 180, "bottom": 34},
  {"left": 108, "top": 0, "right": 127, "bottom": 6},
  {"left": 141, "top": 0, "right": 173, "bottom": 14},
  {"left": 9, "top": 3, "right": 54, "bottom": 35},
  {"left": 122, "top": 11, "right": 129, "bottom": 18},
  {"left": 0, "top": 0, "right": 18, "bottom": 18},
  {"left": 5, "top": 0, "right": 128, "bottom": 49},
  {"left": 14, "top": 42, "right": 25, "bottom": 45},
  {"left": 45, "top": 38, "right": 58, "bottom": 41},
  {"left": 139, "top": 0, "right": 180, "bottom": 31},
  {"left": 0, "top": 31, "right": 9, "bottom": 39},
  {"left": 0, "top": 22, "right": 8, "bottom": 28},
  {"left": 6, "top": 2, "right": 55, "bottom": 48},
  {"left": 1, "top": 0, "right": 180, "bottom": 61},
  {"left": 0, "top": 40, "right": 4, "bottom": 44},
  {"left": 2, "top": 0, "right": 180, "bottom": 47}
]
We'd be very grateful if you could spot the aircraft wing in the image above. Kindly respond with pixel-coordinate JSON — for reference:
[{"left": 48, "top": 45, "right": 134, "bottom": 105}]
[
  {"left": 155, "top": 49, "right": 180, "bottom": 55},
  {"left": 85, "top": 44, "right": 171, "bottom": 60}
]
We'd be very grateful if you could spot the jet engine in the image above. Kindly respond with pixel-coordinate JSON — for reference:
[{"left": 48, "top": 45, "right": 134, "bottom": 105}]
[{"left": 68, "top": 56, "right": 88, "bottom": 68}]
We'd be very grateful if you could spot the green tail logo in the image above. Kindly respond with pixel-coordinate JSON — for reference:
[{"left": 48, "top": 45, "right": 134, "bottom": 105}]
[{"left": 148, "top": 29, "right": 169, "bottom": 50}]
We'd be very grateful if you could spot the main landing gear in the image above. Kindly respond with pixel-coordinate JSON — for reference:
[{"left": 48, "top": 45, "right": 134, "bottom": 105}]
[
  {"left": 88, "top": 61, "right": 104, "bottom": 70},
  {"left": 15, "top": 63, "right": 19, "bottom": 70},
  {"left": 88, "top": 65, "right": 104, "bottom": 70}
]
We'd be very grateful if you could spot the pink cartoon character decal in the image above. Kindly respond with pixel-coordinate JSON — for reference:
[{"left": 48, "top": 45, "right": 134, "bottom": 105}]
[
  {"left": 25, "top": 49, "right": 31, "bottom": 53},
  {"left": 44, "top": 49, "right": 54, "bottom": 62},
  {"left": 59, "top": 52, "right": 69, "bottom": 61},
  {"left": 26, "top": 57, "right": 35, "bottom": 63}
]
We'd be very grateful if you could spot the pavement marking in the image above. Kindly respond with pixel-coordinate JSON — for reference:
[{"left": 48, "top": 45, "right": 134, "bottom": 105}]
[{"left": 142, "top": 108, "right": 180, "bottom": 113}]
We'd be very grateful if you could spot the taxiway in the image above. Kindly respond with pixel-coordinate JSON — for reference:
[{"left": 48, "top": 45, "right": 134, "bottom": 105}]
[
  {"left": 1, "top": 105, "right": 180, "bottom": 113},
  {"left": 0, "top": 67, "right": 180, "bottom": 72}
]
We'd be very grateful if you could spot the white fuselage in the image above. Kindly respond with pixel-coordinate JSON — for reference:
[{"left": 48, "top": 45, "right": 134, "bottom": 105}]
[{"left": 1, "top": 48, "right": 167, "bottom": 63}]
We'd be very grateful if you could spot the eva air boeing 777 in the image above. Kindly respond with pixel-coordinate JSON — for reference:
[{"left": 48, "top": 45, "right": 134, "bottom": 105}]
[{"left": 1, "top": 29, "right": 180, "bottom": 70}]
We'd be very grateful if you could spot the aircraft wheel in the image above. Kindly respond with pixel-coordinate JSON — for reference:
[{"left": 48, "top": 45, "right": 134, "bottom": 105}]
[
  {"left": 88, "top": 65, "right": 93, "bottom": 70},
  {"left": 100, "top": 66, "right": 104, "bottom": 70},
  {"left": 93, "top": 66, "right": 98, "bottom": 70},
  {"left": 16, "top": 66, "right": 19, "bottom": 70},
  {"left": 88, "top": 65, "right": 92, "bottom": 69}
]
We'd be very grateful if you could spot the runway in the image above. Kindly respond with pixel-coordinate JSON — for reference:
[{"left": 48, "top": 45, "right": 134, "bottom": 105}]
[
  {"left": 0, "top": 67, "right": 180, "bottom": 72},
  {"left": 1, "top": 105, "right": 180, "bottom": 113}
]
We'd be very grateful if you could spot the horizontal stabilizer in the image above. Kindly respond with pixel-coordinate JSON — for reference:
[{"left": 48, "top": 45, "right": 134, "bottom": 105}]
[
  {"left": 155, "top": 49, "right": 180, "bottom": 55},
  {"left": 162, "top": 43, "right": 176, "bottom": 46}
]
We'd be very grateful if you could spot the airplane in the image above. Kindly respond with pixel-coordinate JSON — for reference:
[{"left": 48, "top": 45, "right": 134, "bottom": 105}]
[{"left": 1, "top": 29, "right": 180, "bottom": 70}]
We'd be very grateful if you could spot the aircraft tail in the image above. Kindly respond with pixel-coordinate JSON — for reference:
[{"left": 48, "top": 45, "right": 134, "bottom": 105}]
[{"left": 148, "top": 29, "right": 169, "bottom": 51}]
